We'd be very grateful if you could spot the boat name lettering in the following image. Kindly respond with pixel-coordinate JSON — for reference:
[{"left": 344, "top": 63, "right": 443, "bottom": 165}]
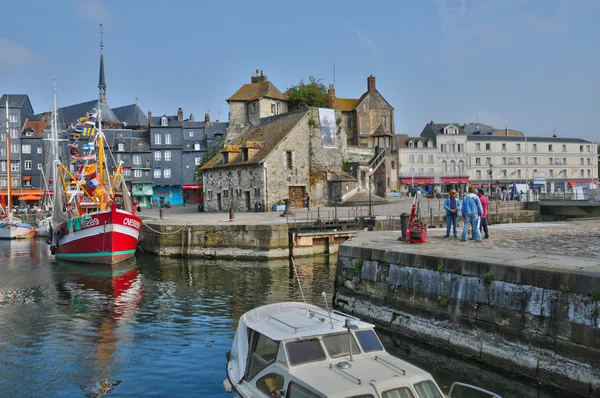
[
  {"left": 123, "top": 218, "right": 141, "bottom": 229},
  {"left": 81, "top": 217, "right": 100, "bottom": 229}
]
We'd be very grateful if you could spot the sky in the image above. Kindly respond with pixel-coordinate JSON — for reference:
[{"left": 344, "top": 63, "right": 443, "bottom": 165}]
[{"left": 1, "top": 0, "right": 599, "bottom": 141}]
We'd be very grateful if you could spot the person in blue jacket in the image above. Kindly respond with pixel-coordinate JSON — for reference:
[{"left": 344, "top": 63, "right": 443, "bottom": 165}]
[
  {"left": 461, "top": 187, "right": 483, "bottom": 242},
  {"left": 443, "top": 189, "right": 461, "bottom": 238}
]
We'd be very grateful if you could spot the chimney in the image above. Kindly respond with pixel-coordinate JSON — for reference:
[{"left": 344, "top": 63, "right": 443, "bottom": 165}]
[
  {"left": 327, "top": 84, "right": 336, "bottom": 108},
  {"left": 148, "top": 110, "right": 152, "bottom": 127},
  {"left": 204, "top": 112, "right": 210, "bottom": 125},
  {"left": 251, "top": 68, "right": 259, "bottom": 84},
  {"left": 429, "top": 120, "right": 434, "bottom": 126},
  {"left": 367, "top": 75, "right": 376, "bottom": 92},
  {"left": 189, "top": 113, "right": 195, "bottom": 121},
  {"left": 255, "top": 70, "right": 268, "bottom": 83},
  {"left": 177, "top": 107, "right": 183, "bottom": 122}
]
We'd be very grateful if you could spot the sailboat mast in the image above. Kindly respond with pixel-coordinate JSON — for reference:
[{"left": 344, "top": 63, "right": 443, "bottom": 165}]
[
  {"left": 52, "top": 80, "right": 59, "bottom": 204},
  {"left": 5, "top": 96, "right": 12, "bottom": 217}
]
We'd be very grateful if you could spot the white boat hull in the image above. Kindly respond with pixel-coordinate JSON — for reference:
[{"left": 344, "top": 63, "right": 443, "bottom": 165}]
[
  {"left": 0, "top": 224, "right": 35, "bottom": 239},
  {"left": 35, "top": 218, "right": 52, "bottom": 237}
]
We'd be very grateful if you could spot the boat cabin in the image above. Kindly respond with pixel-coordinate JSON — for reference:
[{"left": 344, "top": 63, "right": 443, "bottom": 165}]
[{"left": 228, "top": 302, "right": 444, "bottom": 398}]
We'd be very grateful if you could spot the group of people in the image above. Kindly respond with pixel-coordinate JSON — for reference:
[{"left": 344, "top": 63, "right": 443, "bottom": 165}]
[{"left": 443, "top": 187, "right": 489, "bottom": 242}]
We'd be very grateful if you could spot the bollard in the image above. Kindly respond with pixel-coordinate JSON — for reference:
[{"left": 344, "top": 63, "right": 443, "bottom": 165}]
[
  {"left": 400, "top": 212, "right": 410, "bottom": 241},
  {"left": 229, "top": 207, "right": 235, "bottom": 221},
  {"left": 159, "top": 208, "right": 163, "bottom": 219}
]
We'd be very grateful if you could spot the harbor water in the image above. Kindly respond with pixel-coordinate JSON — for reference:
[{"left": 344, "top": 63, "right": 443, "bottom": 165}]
[{"left": 0, "top": 239, "right": 574, "bottom": 397}]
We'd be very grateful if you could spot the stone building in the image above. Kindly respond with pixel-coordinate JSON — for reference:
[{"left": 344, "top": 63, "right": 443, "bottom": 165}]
[{"left": 201, "top": 111, "right": 311, "bottom": 212}]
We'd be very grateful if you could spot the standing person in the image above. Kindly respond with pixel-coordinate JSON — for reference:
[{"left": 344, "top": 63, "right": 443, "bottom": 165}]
[
  {"left": 460, "top": 187, "right": 483, "bottom": 242},
  {"left": 477, "top": 189, "right": 489, "bottom": 239},
  {"left": 443, "top": 189, "right": 461, "bottom": 238},
  {"left": 416, "top": 189, "right": 422, "bottom": 200},
  {"left": 305, "top": 193, "right": 310, "bottom": 211}
]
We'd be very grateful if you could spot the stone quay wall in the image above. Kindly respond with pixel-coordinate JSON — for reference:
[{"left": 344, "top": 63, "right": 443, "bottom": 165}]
[{"left": 334, "top": 224, "right": 600, "bottom": 397}]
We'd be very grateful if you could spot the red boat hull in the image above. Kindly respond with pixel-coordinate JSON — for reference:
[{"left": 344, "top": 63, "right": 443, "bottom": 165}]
[{"left": 55, "top": 206, "right": 142, "bottom": 265}]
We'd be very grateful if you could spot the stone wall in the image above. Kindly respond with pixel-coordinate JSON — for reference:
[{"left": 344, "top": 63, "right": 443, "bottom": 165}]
[
  {"left": 263, "top": 113, "right": 311, "bottom": 208},
  {"left": 334, "top": 235, "right": 600, "bottom": 396},
  {"left": 140, "top": 222, "right": 289, "bottom": 259},
  {"left": 202, "top": 164, "right": 265, "bottom": 212},
  {"left": 355, "top": 92, "right": 394, "bottom": 145}
]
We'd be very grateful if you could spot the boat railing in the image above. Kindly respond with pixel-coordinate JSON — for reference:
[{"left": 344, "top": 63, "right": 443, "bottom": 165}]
[
  {"left": 268, "top": 310, "right": 347, "bottom": 334},
  {"left": 374, "top": 355, "right": 406, "bottom": 375},
  {"left": 332, "top": 310, "right": 360, "bottom": 321},
  {"left": 328, "top": 363, "right": 361, "bottom": 385},
  {"left": 268, "top": 316, "right": 300, "bottom": 333},
  {"left": 447, "top": 382, "right": 502, "bottom": 398}
]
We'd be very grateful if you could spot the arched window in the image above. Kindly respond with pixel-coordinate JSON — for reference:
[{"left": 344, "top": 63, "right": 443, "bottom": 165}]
[
  {"left": 476, "top": 170, "right": 481, "bottom": 178},
  {"left": 580, "top": 169, "right": 585, "bottom": 177},
  {"left": 417, "top": 141, "right": 423, "bottom": 149},
  {"left": 161, "top": 116, "right": 168, "bottom": 126},
  {"left": 502, "top": 169, "right": 507, "bottom": 178},
  {"left": 427, "top": 140, "right": 433, "bottom": 149},
  {"left": 441, "top": 161, "right": 447, "bottom": 172},
  {"left": 408, "top": 141, "right": 414, "bottom": 148},
  {"left": 458, "top": 160, "right": 464, "bottom": 172},
  {"left": 449, "top": 161, "right": 456, "bottom": 172}
]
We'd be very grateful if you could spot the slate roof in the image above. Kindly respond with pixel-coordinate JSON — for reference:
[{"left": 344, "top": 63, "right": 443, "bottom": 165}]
[
  {"left": 202, "top": 111, "right": 307, "bottom": 170},
  {"left": 466, "top": 135, "right": 592, "bottom": 143},
  {"left": 462, "top": 122, "right": 497, "bottom": 135},
  {"left": 21, "top": 120, "right": 47, "bottom": 138},
  {"left": 0, "top": 94, "right": 30, "bottom": 108},
  {"left": 333, "top": 97, "right": 359, "bottom": 111},
  {"left": 56, "top": 100, "right": 120, "bottom": 127},
  {"left": 421, "top": 122, "right": 465, "bottom": 136},
  {"left": 112, "top": 104, "right": 147, "bottom": 127},
  {"left": 150, "top": 115, "right": 182, "bottom": 127},
  {"left": 227, "top": 81, "right": 287, "bottom": 102},
  {"left": 395, "top": 134, "right": 432, "bottom": 148}
]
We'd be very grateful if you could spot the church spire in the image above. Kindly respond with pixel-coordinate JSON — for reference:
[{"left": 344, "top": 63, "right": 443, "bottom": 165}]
[{"left": 98, "top": 23, "right": 107, "bottom": 105}]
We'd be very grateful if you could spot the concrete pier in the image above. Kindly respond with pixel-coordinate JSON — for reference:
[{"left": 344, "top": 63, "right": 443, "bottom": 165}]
[{"left": 334, "top": 220, "right": 600, "bottom": 396}]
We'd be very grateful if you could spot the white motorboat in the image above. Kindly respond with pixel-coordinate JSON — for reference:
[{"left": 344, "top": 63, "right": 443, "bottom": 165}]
[
  {"left": 224, "top": 300, "right": 501, "bottom": 398},
  {"left": 35, "top": 216, "right": 52, "bottom": 237}
]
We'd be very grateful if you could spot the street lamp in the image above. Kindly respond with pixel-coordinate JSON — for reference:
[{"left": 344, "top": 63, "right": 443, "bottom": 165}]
[{"left": 368, "top": 167, "right": 374, "bottom": 216}]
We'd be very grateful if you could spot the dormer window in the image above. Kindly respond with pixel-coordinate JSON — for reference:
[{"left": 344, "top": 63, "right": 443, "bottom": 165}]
[
  {"left": 223, "top": 152, "right": 229, "bottom": 164},
  {"left": 161, "top": 116, "right": 168, "bottom": 126},
  {"left": 194, "top": 141, "right": 201, "bottom": 151},
  {"left": 408, "top": 141, "right": 414, "bottom": 148},
  {"left": 26, "top": 130, "right": 33, "bottom": 137},
  {"left": 117, "top": 142, "right": 125, "bottom": 151},
  {"left": 427, "top": 140, "right": 433, "bottom": 148},
  {"left": 417, "top": 141, "right": 423, "bottom": 149}
]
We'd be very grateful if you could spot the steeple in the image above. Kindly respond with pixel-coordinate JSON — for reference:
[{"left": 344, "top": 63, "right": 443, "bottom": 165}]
[{"left": 98, "top": 24, "right": 107, "bottom": 105}]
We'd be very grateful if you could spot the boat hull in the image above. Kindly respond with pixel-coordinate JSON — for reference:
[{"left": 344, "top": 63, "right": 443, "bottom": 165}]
[
  {"left": 54, "top": 207, "right": 142, "bottom": 265},
  {"left": 0, "top": 224, "right": 35, "bottom": 239}
]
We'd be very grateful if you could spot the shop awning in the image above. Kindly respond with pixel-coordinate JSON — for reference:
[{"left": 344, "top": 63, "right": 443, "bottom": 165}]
[
  {"left": 401, "top": 178, "right": 434, "bottom": 185},
  {"left": 568, "top": 180, "right": 598, "bottom": 187},
  {"left": 441, "top": 177, "right": 470, "bottom": 184},
  {"left": 23, "top": 176, "right": 31, "bottom": 181},
  {"left": 183, "top": 185, "right": 202, "bottom": 190},
  {"left": 18, "top": 194, "right": 41, "bottom": 201}
]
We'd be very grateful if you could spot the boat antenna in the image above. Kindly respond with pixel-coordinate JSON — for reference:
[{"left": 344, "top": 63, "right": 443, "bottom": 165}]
[
  {"left": 290, "top": 257, "right": 308, "bottom": 314},
  {"left": 321, "top": 292, "right": 334, "bottom": 329}
]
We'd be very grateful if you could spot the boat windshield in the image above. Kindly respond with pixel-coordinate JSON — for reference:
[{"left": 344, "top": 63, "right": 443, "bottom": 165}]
[
  {"left": 382, "top": 387, "right": 415, "bottom": 398},
  {"left": 413, "top": 380, "right": 443, "bottom": 398},
  {"left": 322, "top": 332, "right": 360, "bottom": 358},
  {"left": 354, "top": 330, "right": 384, "bottom": 352},
  {"left": 286, "top": 339, "right": 326, "bottom": 365}
]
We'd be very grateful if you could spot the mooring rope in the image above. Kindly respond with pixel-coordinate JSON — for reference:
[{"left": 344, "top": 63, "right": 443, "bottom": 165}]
[{"left": 142, "top": 222, "right": 190, "bottom": 235}]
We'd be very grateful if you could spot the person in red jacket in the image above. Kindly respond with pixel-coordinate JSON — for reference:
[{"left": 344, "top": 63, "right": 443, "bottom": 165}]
[{"left": 477, "top": 189, "right": 489, "bottom": 239}]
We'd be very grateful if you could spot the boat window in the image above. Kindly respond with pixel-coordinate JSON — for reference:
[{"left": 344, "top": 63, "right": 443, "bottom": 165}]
[
  {"left": 355, "top": 330, "right": 384, "bottom": 352},
  {"left": 322, "top": 333, "right": 360, "bottom": 358},
  {"left": 347, "top": 395, "right": 375, "bottom": 398},
  {"left": 287, "top": 382, "right": 323, "bottom": 398},
  {"left": 286, "top": 339, "right": 326, "bottom": 365},
  {"left": 382, "top": 388, "right": 415, "bottom": 398},
  {"left": 413, "top": 381, "right": 443, "bottom": 398},
  {"left": 256, "top": 373, "right": 284, "bottom": 398},
  {"left": 246, "top": 332, "right": 279, "bottom": 381}
]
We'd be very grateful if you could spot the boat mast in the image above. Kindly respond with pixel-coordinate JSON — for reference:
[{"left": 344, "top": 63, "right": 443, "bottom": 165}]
[
  {"left": 5, "top": 96, "right": 12, "bottom": 217},
  {"left": 52, "top": 80, "right": 58, "bottom": 206}
]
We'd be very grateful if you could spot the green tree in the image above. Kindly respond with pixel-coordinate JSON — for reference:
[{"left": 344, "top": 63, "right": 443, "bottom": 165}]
[
  {"left": 284, "top": 76, "right": 331, "bottom": 111},
  {"left": 195, "top": 140, "right": 225, "bottom": 183}
]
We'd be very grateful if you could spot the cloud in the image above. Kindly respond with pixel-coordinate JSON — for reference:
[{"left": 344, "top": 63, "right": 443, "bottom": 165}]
[
  {"left": 0, "top": 38, "right": 39, "bottom": 69},
  {"left": 462, "top": 111, "right": 505, "bottom": 129},
  {"left": 76, "top": 0, "right": 110, "bottom": 23},
  {"left": 347, "top": 23, "right": 383, "bottom": 65}
]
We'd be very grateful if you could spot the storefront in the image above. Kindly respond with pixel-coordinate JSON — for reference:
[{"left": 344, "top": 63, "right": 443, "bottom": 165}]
[
  {"left": 400, "top": 178, "right": 434, "bottom": 191},
  {"left": 132, "top": 183, "right": 154, "bottom": 208},
  {"left": 440, "top": 177, "right": 470, "bottom": 194},
  {"left": 183, "top": 185, "right": 203, "bottom": 204},
  {"left": 152, "top": 185, "right": 183, "bottom": 207}
]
